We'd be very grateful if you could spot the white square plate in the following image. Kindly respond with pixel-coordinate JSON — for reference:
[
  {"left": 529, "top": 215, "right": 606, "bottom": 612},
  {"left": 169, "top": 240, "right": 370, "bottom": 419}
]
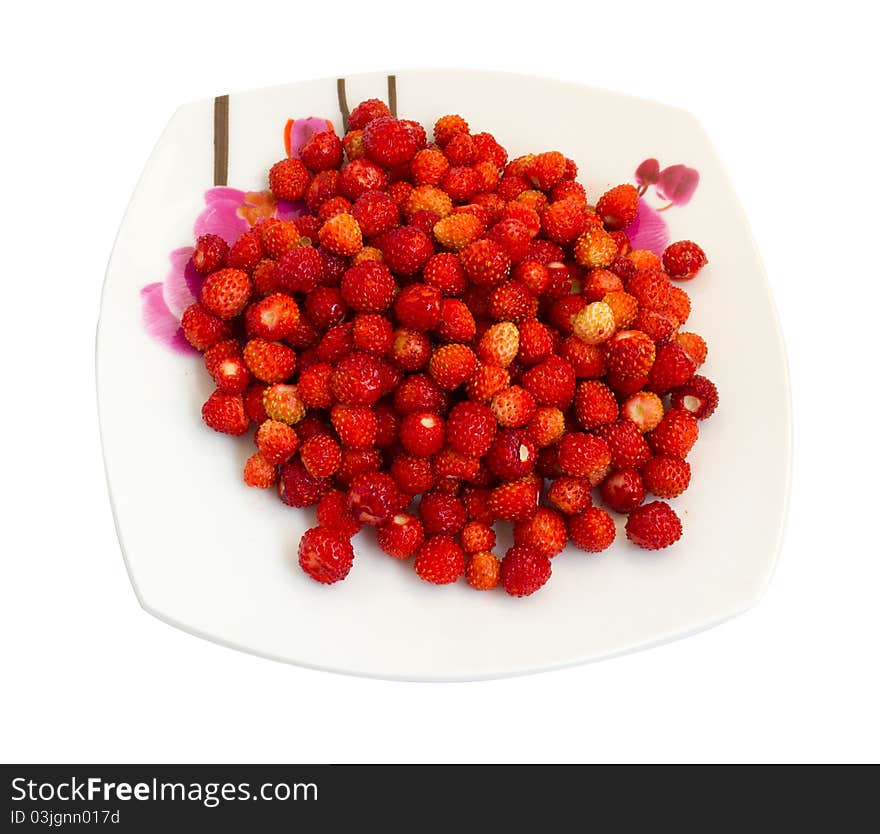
[{"left": 97, "top": 70, "right": 791, "bottom": 680}]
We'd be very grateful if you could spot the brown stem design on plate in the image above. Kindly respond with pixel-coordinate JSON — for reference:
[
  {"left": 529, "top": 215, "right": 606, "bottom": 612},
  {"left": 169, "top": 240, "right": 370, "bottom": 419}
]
[
  {"left": 337, "top": 78, "right": 350, "bottom": 132},
  {"left": 213, "top": 95, "right": 229, "bottom": 187},
  {"left": 387, "top": 75, "right": 397, "bottom": 117}
]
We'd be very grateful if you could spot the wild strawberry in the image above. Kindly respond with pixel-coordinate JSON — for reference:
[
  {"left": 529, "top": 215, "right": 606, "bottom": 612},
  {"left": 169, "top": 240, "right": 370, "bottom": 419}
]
[
  {"left": 568, "top": 507, "right": 616, "bottom": 553},
  {"left": 648, "top": 408, "right": 699, "bottom": 458},
  {"left": 460, "top": 239, "right": 511, "bottom": 286},
  {"left": 571, "top": 301, "right": 616, "bottom": 345},
  {"left": 350, "top": 313, "right": 393, "bottom": 356},
  {"left": 433, "top": 447, "right": 480, "bottom": 484},
  {"left": 268, "top": 157, "right": 310, "bottom": 201},
  {"left": 352, "top": 246, "right": 383, "bottom": 265},
  {"left": 600, "top": 468, "right": 645, "bottom": 513},
  {"left": 541, "top": 199, "right": 588, "bottom": 244},
  {"left": 361, "top": 116, "right": 418, "bottom": 167},
  {"left": 350, "top": 191, "right": 399, "bottom": 238},
  {"left": 527, "top": 151, "right": 566, "bottom": 191},
  {"left": 433, "top": 114, "right": 469, "bottom": 147},
  {"left": 595, "top": 184, "right": 639, "bottom": 230},
  {"left": 583, "top": 269, "right": 624, "bottom": 302},
  {"left": 299, "top": 129, "right": 343, "bottom": 172},
  {"left": 488, "top": 280, "right": 536, "bottom": 322},
  {"left": 261, "top": 220, "right": 301, "bottom": 259},
  {"left": 400, "top": 411, "right": 445, "bottom": 456},
  {"left": 262, "top": 383, "right": 305, "bottom": 424},
  {"left": 414, "top": 535, "right": 465, "bottom": 585},
  {"left": 243, "top": 338, "right": 297, "bottom": 383},
  {"left": 459, "top": 485, "right": 493, "bottom": 524},
  {"left": 491, "top": 385, "right": 537, "bottom": 428},
  {"left": 548, "top": 294, "right": 585, "bottom": 334},
  {"left": 625, "top": 501, "right": 682, "bottom": 550},
  {"left": 662, "top": 240, "right": 708, "bottom": 280},
  {"left": 382, "top": 226, "right": 433, "bottom": 275},
  {"left": 336, "top": 448, "right": 382, "bottom": 486},
  {"left": 405, "top": 184, "right": 453, "bottom": 220},
  {"left": 527, "top": 406, "right": 565, "bottom": 447},
  {"left": 629, "top": 249, "right": 662, "bottom": 270},
  {"left": 201, "top": 390, "right": 249, "bottom": 435},
  {"left": 670, "top": 375, "right": 719, "bottom": 420},
  {"left": 664, "top": 285, "right": 691, "bottom": 326},
  {"left": 466, "top": 551, "right": 501, "bottom": 590},
  {"left": 245, "top": 293, "right": 300, "bottom": 341},
  {"left": 514, "top": 507, "right": 567, "bottom": 558},
  {"left": 275, "top": 246, "right": 324, "bottom": 294},
  {"left": 408, "top": 209, "right": 441, "bottom": 236},
  {"left": 298, "top": 526, "right": 354, "bottom": 584},
  {"left": 489, "top": 477, "right": 539, "bottom": 522},
  {"left": 557, "top": 433, "right": 612, "bottom": 478},
  {"left": 421, "top": 253, "right": 466, "bottom": 296},
  {"left": 331, "top": 403, "right": 377, "bottom": 449},
  {"left": 410, "top": 147, "right": 450, "bottom": 186},
  {"left": 485, "top": 428, "right": 537, "bottom": 480},
  {"left": 675, "top": 332, "right": 708, "bottom": 367},
  {"left": 621, "top": 391, "right": 665, "bottom": 432},
  {"left": 299, "top": 434, "right": 341, "bottom": 478},
  {"left": 606, "top": 330, "right": 657, "bottom": 378},
  {"left": 547, "top": 476, "right": 592, "bottom": 515},
  {"left": 191, "top": 234, "right": 228, "bottom": 273},
  {"left": 603, "top": 290, "right": 639, "bottom": 328},
  {"left": 226, "top": 230, "right": 263, "bottom": 272},
  {"left": 315, "top": 489, "right": 361, "bottom": 539},
  {"left": 466, "top": 363, "right": 510, "bottom": 403},
  {"left": 418, "top": 491, "right": 467, "bottom": 536},
  {"left": 428, "top": 343, "right": 477, "bottom": 389},
  {"left": 435, "top": 298, "right": 476, "bottom": 342},
  {"left": 521, "top": 355, "right": 576, "bottom": 409},
  {"left": 316, "top": 322, "right": 354, "bottom": 364},
  {"left": 207, "top": 353, "right": 249, "bottom": 395},
  {"left": 627, "top": 268, "right": 671, "bottom": 311},
  {"left": 512, "top": 261, "right": 549, "bottom": 296},
  {"left": 316, "top": 196, "right": 352, "bottom": 224},
  {"left": 377, "top": 513, "right": 425, "bottom": 559},
  {"left": 200, "top": 268, "right": 252, "bottom": 320},
  {"left": 446, "top": 401, "right": 498, "bottom": 457},
  {"left": 647, "top": 341, "right": 697, "bottom": 392},
  {"left": 242, "top": 382, "right": 269, "bottom": 424},
  {"left": 574, "top": 227, "right": 618, "bottom": 269},
  {"left": 632, "top": 308, "right": 676, "bottom": 344},
  {"left": 305, "top": 170, "right": 341, "bottom": 214},
  {"left": 390, "top": 453, "right": 435, "bottom": 495},
  {"left": 331, "top": 351, "right": 389, "bottom": 405},
  {"left": 243, "top": 452, "right": 277, "bottom": 489},
  {"left": 517, "top": 189, "right": 549, "bottom": 213},
  {"left": 393, "top": 283, "right": 442, "bottom": 331},
  {"left": 596, "top": 420, "right": 651, "bottom": 469},
  {"left": 338, "top": 261, "right": 395, "bottom": 314},
  {"left": 255, "top": 419, "right": 299, "bottom": 465},
  {"left": 304, "top": 286, "right": 347, "bottom": 329},
  {"left": 392, "top": 373, "right": 446, "bottom": 414},
  {"left": 318, "top": 213, "right": 362, "bottom": 256},
  {"left": 251, "top": 259, "right": 281, "bottom": 296},
  {"left": 516, "top": 318, "right": 553, "bottom": 367},
  {"left": 500, "top": 545, "right": 551, "bottom": 597},
  {"left": 438, "top": 166, "right": 479, "bottom": 202},
  {"left": 574, "top": 380, "right": 618, "bottom": 429},
  {"left": 487, "top": 219, "right": 531, "bottom": 264},
  {"left": 642, "top": 456, "right": 691, "bottom": 499},
  {"left": 431, "top": 213, "right": 483, "bottom": 253},
  {"left": 606, "top": 369, "right": 649, "bottom": 396},
  {"left": 441, "top": 132, "right": 474, "bottom": 165},
  {"left": 478, "top": 321, "right": 519, "bottom": 367},
  {"left": 560, "top": 336, "right": 607, "bottom": 379},
  {"left": 551, "top": 179, "right": 587, "bottom": 205},
  {"left": 459, "top": 521, "right": 495, "bottom": 555},
  {"left": 278, "top": 458, "right": 330, "bottom": 507},
  {"left": 348, "top": 98, "right": 391, "bottom": 130},
  {"left": 347, "top": 472, "right": 404, "bottom": 526}
]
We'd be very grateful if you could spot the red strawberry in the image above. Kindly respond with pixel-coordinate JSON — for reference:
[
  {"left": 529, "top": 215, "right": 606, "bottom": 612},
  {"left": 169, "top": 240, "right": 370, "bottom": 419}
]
[
  {"left": 466, "top": 551, "right": 501, "bottom": 590},
  {"left": 522, "top": 355, "right": 576, "bottom": 409},
  {"left": 208, "top": 353, "right": 249, "bottom": 395},
  {"left": 627, "top": 268, "right": 672, "bottom": 311},
  {"left": 621, "top": 391, "right": 665, "bottom": 433},
  {"left": 299, "top": 130, "right": 343, "bottom": 172},
  {"left": 600, "top": 468, "right": 645, "bottom": 513},
  {"left": 428, "top": 343, "right": 477, "bottom": 390},
  {"left": 642, "top": 456, "right": 691, "bottom": 498},
  {"left": 486, "top": 428, "right": 537, "bottom": 480},
  {"left": 393, "top": 373, "right": 447, "bottom": 415},
  {"left": 318, "top": 213, "right": 362, "bottom": 256},
  {"left": 304, "top": 286, "right": 347, "bottom": 330},
  {"left": 243, "top": 452, "right": 277, "bottom": 489},
  {"left": 390, "top": 454, "right": 436, "bottom": 495},
  {"left": 362, "top": 116, "right": 419, "bottom": 166},
  {"left": 262, "top": 383, "right": 305, "bottom": 424},
  {"left": 400, "top": 411, "right": 445, "bottom": 456},
  {"left": 226, "top": 230, "right": 263, "bottom": 272},
  {"left": 500, "top": 545, "right": 551, "bottom": 597},
  {"left": 382, "top": 226, "right": 434, "bottom": 276},
  {"left": 181, "top": 303, "right": 231, "bottom": 351},
  {"left": 389, "top": 327, "right": 431, "bottom": 371},
  {"left": 648, "top": 408, "right": 699, "bottom": 458},
  {"left": 242, "top": 382, "right": 269, "bottom": 424},
  {"left": 647, "top": 342, "right": 697, "bottom": 393},
  {"left": 670, "top": 375, "right": 719, "bottom": 420},
  {"left": 278, "top": 458, "right": 330, "bottom": 507},
  {"left": 191, "top": 234, "right": 228, "bottom": 274},
  {"left": 526, "top": 406, "right": 566, "bottom": 447},
  {"left": 347, "top": 472, "right": 405, "bottom": 526},
  {"left": 339, "top": 158, "right": 387, "bottom": 200},
  {"left": 514, "top": 507, "right": 567, "bottom": 558},
  {"left": 339, "top": 261, "right": 396, "bottom": 313},
  {"left": 459, "top": 238, "right": 511, "bottom": 287},
  {"left": 445, "top": 401, "right": 498, "bottom": 457},
  {"left": 547, "top": 476, "right": 592, "bottom": 515},
  {"left": 245, "top": 293, "right": 300, "bottom": 341},
  {"left": 316, "top": 489, "right": 361, "bottom": 539},
  {"left": 435, "top": 298, "right": 476, "bottom": 342},
  {"left": 269, "top": 158, "right": 310, "bottom": 201},
  {"left": 606, "top": 330, "right": 657, "bottom": 379},
  {"left": 675, "top": 332, "right": 708, "bottom": 367},
  {"left": 527, "top": 151, "right": 566, "bottom": 191},
  {"left": 255, "top": 419, "right": 300, "bottom": 465},
  {"left": 261, "top": 220, "right": 301, "bottom": 259},
  {"left": 298, "top": 526, "right": 354, "bottom": 584},
  {"left": 488, "top": 477, "right": 539, "bottom": 522},
  {"left": 423, "top": 252, "right": 467, "bottom": 295},
  {"left": 201, "top": 390, "right": 249, "bottom": 435},
  {"left": 330, "top": 351, "right": 389, "bottom": 405},
  {"left": 348, "top": 98, "right": 391, "bottom": 130},
  {"left": 466, "top": 363, "right": 510, "bottom": 403},
  {"left": 276, "top": 246, "right": 325, "bottom": 294},
  {"left": 394, "top": 283, "right": 443, "bottom": 331},
  {"left": 491, "top": 386, "right": 537, "bottom": 428},
  {"left": 414, "top": 535, "right": 466, "bottom": 584},
  {"left": 625, "top": 501, "right": 682, "bottom": 550},
  {"left": 336, "top": 448, "right": 381, "bottom": 486},
  {"left": 596, "top": 420, "right": 651, "bottom": 470},
  {"left": 300, "top": 434, "right": 342, "bottom": 478},
  {"left": 557, "top": 432, "right": 612, "bottom": 478},
  {"left": 201, "top": 268, "right": 252, "bottom": 319},
  {"left": 352, "top": 313, "right": 394, "bottom": 355},
  {"left": 603, "top": 290, "right": 639, "bottom": 329},
  {"left": 574, "top": 380, "right": 618, "bottom": 430},
  {"left": 331, "top": 404, "right": 377, "bottom": 449},
  {"left": 377, "top": 513, "right": 425, "bottom": 559},
  {"left": 568, "top": 507, "right": 616, "bottom": 552},
  {"left": 411, "top": 148, "right": 451, "bottom": 186},
  {"left": 541, "top": 199, "right": 588, "bottom": 244},
  {"left": 662, "top": 240, "right": 708, "bottom": 280},
  {"left": 418, "top": 491, "right": 467, "bottom": 536},
  {"left": 243, "top": 338, "right": 297, "bottom": 383},
  {"left": 595, "top": 184, "right": 639, "bottom": 230},
  {"left": 461, "top": 521, "right": 496, "bottom": 554}
]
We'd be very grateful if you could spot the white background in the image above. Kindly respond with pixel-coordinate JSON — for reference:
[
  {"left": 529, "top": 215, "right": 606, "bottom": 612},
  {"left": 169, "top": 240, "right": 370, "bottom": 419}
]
[{"left": 1, "top": 0, "right": 878, "bottom": 763}]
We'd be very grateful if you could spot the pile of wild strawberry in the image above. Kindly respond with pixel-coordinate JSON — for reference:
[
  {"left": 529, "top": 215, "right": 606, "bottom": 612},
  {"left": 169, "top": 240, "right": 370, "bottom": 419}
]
[{"left": 182, "top": 98, "right": 717, "bottom": 597}]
